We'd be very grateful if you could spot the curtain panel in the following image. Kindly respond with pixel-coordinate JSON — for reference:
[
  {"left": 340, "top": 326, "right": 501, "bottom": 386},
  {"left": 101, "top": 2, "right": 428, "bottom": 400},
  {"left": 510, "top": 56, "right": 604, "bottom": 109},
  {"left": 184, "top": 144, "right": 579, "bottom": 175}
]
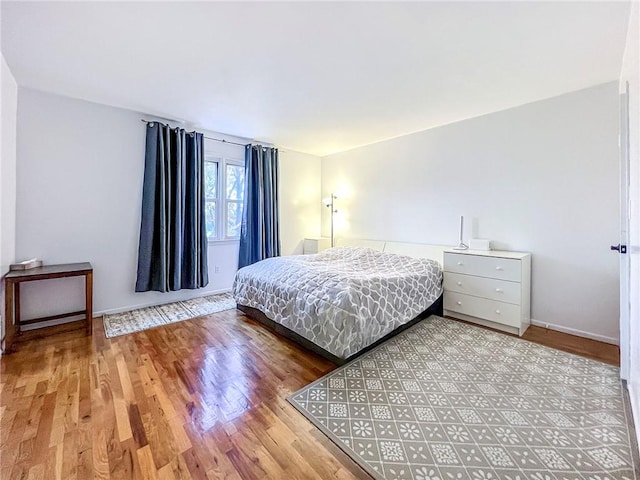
[
  {"left": 238, "top": 145, "right": 280, "bottom": 269},
  {"left": 135, "top": 122, "right": 209, "bottom": 292}
]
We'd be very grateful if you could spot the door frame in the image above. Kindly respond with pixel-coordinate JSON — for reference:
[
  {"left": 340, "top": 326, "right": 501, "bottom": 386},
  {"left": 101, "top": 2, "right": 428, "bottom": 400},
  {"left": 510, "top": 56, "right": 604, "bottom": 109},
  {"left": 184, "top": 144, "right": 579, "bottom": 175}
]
[{"left": 619, "top": 82, "right": 631, "bottom": 381}]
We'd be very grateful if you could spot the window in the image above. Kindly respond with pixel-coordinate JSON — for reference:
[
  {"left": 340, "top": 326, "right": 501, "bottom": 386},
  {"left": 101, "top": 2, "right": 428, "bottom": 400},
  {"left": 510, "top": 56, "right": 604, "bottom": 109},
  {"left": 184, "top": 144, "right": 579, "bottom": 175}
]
[
  {"left": 225, "top": 164, "right": 245, "bottom": 238},
  {"left": 204, "top": 161, "right": 218, "bottom": 238},
  {"left": 204, "top": 155, "right": 245, "bottom": 241}
]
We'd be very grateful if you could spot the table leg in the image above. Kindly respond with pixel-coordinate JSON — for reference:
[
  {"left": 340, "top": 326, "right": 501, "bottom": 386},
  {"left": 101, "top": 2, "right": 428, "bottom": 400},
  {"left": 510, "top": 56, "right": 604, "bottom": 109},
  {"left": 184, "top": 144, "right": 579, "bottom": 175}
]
[
  {"left": 14, "top": 282, "right": 21, "bottom": 333},
  {"left": 4, "top": 279, "right": 15, "bottom": 353},
  {"left": 85, "top": 271, "right": 93, "bottom": 336}
]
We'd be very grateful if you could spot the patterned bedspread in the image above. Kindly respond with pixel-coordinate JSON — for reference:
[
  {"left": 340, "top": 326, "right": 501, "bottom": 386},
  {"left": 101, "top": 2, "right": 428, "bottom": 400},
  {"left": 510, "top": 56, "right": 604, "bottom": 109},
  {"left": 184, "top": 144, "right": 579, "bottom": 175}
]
[{"left": 232, "top": 247, "right": 443, "bottom": 359}]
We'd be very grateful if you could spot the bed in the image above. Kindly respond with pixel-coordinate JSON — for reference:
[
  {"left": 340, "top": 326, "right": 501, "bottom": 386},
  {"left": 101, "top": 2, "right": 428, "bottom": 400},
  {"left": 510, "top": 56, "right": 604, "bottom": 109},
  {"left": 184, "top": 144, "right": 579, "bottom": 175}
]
[{"left": 233, "top": 240, "right": 445, "bottom": 364}]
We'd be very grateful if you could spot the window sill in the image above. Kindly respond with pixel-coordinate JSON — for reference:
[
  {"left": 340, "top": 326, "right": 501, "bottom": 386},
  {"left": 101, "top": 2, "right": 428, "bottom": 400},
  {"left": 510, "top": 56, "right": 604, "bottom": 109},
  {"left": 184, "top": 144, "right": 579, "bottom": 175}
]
[{"left": 208, "top": 239, "right": 240, "bottom": 245}]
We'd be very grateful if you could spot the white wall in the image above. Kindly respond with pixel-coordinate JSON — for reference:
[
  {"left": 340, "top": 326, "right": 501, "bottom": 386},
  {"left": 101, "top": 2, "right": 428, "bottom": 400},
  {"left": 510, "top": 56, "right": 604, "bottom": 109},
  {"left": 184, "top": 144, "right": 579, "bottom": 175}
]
[
  {"left": 1, "top": 55, "right": 18, "bottom": 347},
  {"left": 620, "top": 1, "right": 640, "bottom": 452},
  {"left": 279, "top": 149, "right": 322, "bottom": 255},
  {"left": 1, "top": 55, "right": 18, "bottom": 274},
  {"left": 15, "top": 88, "right": 321, "bottom": 319},
  {"left": 322, "top": 82, "right": 620, "bottom": 344}
]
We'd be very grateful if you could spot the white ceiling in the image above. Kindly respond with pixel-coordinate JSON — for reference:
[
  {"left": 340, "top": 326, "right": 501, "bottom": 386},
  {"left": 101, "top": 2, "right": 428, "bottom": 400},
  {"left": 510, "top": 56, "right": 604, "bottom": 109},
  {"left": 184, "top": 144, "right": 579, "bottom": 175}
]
[{"left": 1, "top": 1, "right": 631, "bottom": 156}]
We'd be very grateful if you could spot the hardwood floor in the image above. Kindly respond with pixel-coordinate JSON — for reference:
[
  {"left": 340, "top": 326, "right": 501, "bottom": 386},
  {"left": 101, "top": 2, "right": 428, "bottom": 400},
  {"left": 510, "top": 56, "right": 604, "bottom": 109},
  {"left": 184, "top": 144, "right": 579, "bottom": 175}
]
[
  {"left": 522, "top": 324, "right": 619, "bottom": 366},
  {"left": 0, "top": 310, "right": 619, "bottom": 480}
]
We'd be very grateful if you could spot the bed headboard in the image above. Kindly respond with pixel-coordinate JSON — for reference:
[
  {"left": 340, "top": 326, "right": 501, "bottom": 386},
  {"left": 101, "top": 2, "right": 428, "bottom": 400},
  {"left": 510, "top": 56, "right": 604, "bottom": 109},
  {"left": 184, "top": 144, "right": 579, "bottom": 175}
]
[
  {"left": 383, "top": 241, "right": 448, "bottom": 264},
  {"left": 334, "top": 238, "right": 449, "bottom": 264},
  {"left": 335, "top": 237, "right": 385, "bottom": 251}
]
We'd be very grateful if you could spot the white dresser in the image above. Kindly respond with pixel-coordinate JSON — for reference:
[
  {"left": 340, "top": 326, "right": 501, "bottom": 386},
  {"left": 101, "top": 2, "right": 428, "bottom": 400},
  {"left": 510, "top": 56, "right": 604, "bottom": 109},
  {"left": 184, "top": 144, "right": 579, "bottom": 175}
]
[
  {"left": 443, "top": 249, "right": 531, "bottom": 336},
  {"left": 303, "top": 237, "right": 331, "bottom": 254}
]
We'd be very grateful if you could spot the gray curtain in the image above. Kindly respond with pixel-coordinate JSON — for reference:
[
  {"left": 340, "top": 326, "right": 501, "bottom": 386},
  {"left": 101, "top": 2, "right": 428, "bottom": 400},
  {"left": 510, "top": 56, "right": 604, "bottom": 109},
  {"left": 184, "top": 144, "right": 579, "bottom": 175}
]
[
  {"left": 238, "top": 145, "right": 280, "bottom": 269},
  {"left": 135, "top": 122, "right": 209, "bottom": 292}
]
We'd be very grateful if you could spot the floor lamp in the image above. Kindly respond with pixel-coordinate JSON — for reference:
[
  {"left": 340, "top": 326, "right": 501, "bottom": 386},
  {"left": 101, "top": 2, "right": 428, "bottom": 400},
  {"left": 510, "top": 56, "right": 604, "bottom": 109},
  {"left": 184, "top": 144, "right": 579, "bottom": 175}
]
[{"left": 324, "top": 194, "right": 338, "bottom": 247}]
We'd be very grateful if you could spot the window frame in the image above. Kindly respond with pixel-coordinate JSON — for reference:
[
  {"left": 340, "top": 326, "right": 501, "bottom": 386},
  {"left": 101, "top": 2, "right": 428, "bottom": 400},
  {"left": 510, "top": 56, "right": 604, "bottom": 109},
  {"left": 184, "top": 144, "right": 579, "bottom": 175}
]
[
  {"left": 204, "top": 154, "right": 245, "bottom": 243},
  {"left": 223, "top": 161, "right": 245, "bottom": 241},
  {"left": 204, "top": 156, "right": 220, "bottom": 241}
]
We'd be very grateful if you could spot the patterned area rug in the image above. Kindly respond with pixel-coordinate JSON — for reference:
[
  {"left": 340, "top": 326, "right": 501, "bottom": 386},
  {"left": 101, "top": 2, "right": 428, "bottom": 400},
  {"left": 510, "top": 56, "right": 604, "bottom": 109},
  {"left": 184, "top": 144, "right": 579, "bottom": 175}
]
[
  {"left": 103, "top": 292, "right": 236, "bottom": 338},
  {"left": 288, "top": 316, "right": 639, "bottom": 480}
]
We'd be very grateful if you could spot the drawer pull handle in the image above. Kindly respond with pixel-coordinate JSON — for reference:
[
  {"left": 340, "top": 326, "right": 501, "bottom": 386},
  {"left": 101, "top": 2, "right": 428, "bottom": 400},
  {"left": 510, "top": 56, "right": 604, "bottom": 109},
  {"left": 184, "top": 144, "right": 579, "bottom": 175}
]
[
  {"left": 495, "top": 288, "right": 503, "bottom": 293},
  {"left": 496, "top": 266, "right": 504, "bottom": 271},
  {"left": 495, "top": 309, "right": 501, "bottom": 314},
  {"left": 457, "top": 262, "right": 464, "bottom": 266},
  {"left": 457, "top": 301, "right": 462, "bottom": 305},
  {"left": 457, "top": 282, "right": 462, "bottom": 286}
]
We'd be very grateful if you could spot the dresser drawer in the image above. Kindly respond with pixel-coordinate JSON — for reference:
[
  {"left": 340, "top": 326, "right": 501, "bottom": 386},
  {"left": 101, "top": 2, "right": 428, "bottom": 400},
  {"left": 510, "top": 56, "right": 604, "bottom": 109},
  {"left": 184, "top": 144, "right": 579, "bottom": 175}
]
[
  {"left": 444, "top": 272, "right": 521, "bottom": 304},
  {"left": 444, "top": 291, "right": 521, "bottom": 328},
  {"left": 444, "top": 252, "right": 521, "bottom": 282}
]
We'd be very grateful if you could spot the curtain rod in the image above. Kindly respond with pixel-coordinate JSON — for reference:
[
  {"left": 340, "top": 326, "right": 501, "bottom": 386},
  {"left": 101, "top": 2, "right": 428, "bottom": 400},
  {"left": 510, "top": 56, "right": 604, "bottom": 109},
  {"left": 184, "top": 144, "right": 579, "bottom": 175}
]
[{"left": 140, "top": 119, "right": 248, "bottom": 147}]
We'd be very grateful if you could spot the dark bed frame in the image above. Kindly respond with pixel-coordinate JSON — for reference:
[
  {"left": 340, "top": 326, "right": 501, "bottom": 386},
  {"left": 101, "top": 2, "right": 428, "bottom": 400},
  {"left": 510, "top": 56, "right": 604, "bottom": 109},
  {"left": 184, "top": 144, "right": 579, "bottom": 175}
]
[{"left": 237, "top": 294, "right": 443, "bottom": 365}]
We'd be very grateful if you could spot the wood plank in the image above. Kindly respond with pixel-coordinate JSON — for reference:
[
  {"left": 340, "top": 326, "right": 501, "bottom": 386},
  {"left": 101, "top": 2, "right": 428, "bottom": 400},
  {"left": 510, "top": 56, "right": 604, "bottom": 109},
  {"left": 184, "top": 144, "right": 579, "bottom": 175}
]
[
  {"left": 61, "top": 430, "right": 79, "bottom": 480},
  {"left": 31, "top": 391, "right": 57, "bottom": 462},
  {"left": 137, "top": 445, "right": 160, "bottom": 480}
]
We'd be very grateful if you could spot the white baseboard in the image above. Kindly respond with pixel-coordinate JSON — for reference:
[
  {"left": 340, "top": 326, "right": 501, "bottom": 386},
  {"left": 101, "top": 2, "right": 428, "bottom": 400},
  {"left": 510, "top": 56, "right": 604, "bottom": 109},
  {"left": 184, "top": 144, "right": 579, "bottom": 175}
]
[
  {"left": 95, "top": 288, "right": 233, "bottom": 317},
  {"left": 530, "top": 318, "right": 619, "bottom": 346}
]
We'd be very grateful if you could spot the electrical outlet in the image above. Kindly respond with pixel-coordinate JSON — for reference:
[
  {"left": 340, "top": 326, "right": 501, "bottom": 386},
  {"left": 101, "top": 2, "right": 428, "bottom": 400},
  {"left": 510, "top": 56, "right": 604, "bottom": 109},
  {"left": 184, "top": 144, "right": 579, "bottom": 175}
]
[{"left": 214, "top": 266, "right": 220, "bottom": 274}]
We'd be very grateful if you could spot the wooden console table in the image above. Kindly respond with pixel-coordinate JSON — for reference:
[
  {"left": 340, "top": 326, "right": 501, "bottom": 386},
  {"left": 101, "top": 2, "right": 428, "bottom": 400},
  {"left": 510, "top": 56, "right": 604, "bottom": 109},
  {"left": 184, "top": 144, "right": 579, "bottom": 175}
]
[{"left": 3, "top": 262, "right": 93, "bottom": 352}]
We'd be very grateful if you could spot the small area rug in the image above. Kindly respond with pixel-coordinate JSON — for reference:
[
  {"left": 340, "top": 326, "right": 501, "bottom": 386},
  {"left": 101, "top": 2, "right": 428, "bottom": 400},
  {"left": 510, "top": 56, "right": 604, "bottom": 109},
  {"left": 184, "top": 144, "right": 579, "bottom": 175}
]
[
  {"left": 103, "top": 292, "right": 236, "bottom": 338},
  {"left": 288, "top": 316, "right": 638, "bottom": 480}
]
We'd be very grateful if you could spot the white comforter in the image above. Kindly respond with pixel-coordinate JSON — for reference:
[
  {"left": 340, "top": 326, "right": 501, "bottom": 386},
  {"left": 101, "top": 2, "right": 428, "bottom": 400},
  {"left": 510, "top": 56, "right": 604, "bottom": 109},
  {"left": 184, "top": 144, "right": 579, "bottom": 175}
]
[{"left": 233, "top": 247, "right": 442, "bottom": 359}]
